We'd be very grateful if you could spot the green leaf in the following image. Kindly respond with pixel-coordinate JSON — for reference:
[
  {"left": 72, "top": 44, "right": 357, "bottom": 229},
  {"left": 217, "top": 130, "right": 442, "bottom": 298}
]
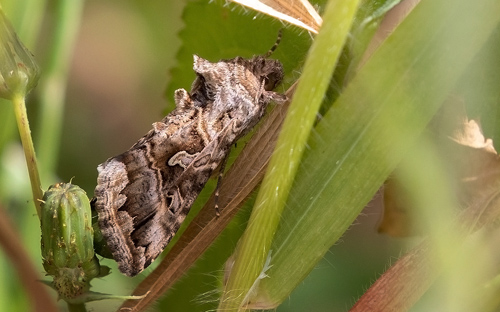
[{"left": 254, "top": 0, "right": 500, "bottom": 307}]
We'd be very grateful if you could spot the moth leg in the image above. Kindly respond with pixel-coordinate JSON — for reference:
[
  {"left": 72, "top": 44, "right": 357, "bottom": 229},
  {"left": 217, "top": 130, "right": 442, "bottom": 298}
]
[
  {"left": 255, "top": 79, "right": 266, "bottom": 103},
  {"left": 258, "top": 79, "right": 288, "bottom": 105},
  {"left": 214, "top": 152, "right": 230, "bottom": 217},
  {"left": 266, "top": 91, "right": 288, "bottom": 105}
]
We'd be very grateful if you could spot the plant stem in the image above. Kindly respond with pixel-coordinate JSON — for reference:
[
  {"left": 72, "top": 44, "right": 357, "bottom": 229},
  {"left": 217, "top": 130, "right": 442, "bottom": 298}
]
[{"left": 12, "top": 93, "right": 42, "bottom": 217}]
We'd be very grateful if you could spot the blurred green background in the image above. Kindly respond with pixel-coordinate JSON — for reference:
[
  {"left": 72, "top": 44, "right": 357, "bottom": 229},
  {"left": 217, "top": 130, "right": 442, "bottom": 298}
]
[{"left": 0, "top": 0, "right": 412, "bottom": 311}]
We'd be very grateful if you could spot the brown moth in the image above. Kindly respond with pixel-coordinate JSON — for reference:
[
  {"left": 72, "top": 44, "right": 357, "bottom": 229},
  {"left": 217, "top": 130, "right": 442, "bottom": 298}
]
[{"left": 94, "top": 38, "right": 286, "bottom": 276}]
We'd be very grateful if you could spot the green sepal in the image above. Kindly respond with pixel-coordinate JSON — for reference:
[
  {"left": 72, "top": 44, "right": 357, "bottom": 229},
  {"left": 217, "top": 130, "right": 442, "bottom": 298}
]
[{"left": 40, "top": 281, "right": 145, "bottom": 304}]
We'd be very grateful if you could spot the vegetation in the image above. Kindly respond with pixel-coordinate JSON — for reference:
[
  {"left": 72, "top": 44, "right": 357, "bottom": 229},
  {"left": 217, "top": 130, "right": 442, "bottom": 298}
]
[{"left": 1, "top": 0, "right": 500, "bottom": 311}]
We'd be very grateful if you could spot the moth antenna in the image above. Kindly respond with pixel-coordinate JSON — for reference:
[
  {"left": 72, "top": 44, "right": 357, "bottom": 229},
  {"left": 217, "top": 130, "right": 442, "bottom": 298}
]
[{"left": 264, "top": 29, "right": 283, "bottom": 58}]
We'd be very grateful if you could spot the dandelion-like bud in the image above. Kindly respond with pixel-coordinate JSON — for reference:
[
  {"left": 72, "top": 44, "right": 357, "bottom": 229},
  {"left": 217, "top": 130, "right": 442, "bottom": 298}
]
[
  {"left": 0, "top": 8, "right": 40, "bottom": 100},
  {"left": 40, "top": 183, "right": 105, "bottom": 302}
]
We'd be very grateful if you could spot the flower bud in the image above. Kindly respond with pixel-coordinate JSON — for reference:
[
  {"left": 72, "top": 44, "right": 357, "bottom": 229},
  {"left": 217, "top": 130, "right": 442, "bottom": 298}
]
[
  {"left": 0, "top": 8, "right": 40, "bottom": 100},
  {"left": 40, "top": 183, "right": 104, "bottom": 301}
]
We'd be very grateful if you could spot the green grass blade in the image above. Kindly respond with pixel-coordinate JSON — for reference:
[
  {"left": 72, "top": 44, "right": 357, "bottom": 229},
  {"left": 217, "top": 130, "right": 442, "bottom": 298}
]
[{"left": 219, "top": 0, "right": 361, "bottom": 310}]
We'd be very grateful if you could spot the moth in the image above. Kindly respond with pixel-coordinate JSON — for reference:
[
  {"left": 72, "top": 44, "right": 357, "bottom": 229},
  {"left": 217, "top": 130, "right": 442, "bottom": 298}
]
[{"left": 94, "top": 36, "right": 286, "bottom": 277}]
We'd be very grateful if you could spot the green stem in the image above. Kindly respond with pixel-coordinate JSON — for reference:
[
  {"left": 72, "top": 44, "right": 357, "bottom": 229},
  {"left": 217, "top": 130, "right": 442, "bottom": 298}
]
[
  {"left": 36, "top": 0, "right": 84, "bottom": 179},
  {"left": 12, "top": 93, "right": 42, "bottom": 217}
]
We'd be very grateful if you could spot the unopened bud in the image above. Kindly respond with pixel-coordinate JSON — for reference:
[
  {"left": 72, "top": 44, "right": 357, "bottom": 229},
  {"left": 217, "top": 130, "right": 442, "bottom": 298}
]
[
  {"left": 0, "top": 8, "right": 39, "bottom": 100},
  {"left": 41, "top": 183, "right": 106, "bottom": 301}
]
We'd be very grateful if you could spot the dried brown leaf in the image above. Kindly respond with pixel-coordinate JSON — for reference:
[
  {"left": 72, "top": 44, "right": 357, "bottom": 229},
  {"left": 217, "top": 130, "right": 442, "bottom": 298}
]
[
  {"left": 379, "top": 177, "right": 417, "bottom": 237},
  {"left": 231, "top": 0, "right": 322, "bottom": 33},
  {"left": 380, "top": 97, "right": 500, "bottom": 237}
]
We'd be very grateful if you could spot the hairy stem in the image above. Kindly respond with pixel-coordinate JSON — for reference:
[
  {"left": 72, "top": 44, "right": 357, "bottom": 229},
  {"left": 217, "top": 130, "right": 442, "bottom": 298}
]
[{"left": 12, "top": 93, "right": 42, "bottom": 217}]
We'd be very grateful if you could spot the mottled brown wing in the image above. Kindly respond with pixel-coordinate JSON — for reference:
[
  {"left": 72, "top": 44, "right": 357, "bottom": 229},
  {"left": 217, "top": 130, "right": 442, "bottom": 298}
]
[
  {"left": 94, "top": 50, "right": 285, "bottom": 277},
  {"left": 94, "top": 119, "right": 236, "bottom": 276}
]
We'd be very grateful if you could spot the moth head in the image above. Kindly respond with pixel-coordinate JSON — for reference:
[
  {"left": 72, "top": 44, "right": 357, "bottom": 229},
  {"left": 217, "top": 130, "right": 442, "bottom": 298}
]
[{"left": 251, "top": 56, "right": 284, "bottom": 91}]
